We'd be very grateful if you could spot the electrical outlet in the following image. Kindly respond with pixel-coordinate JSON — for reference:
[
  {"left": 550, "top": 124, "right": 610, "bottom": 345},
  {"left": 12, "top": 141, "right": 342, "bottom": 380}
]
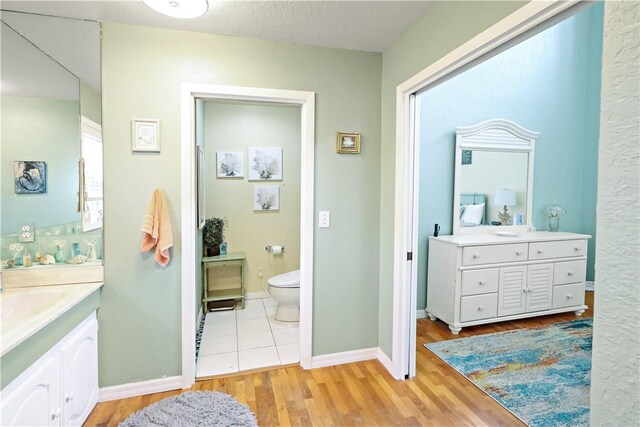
[
  {"left": 18, "top": 225, "right": 35, "bottom": 243},
  {"left": 319, "top": 211, "right": 330, "bottom": 228}
]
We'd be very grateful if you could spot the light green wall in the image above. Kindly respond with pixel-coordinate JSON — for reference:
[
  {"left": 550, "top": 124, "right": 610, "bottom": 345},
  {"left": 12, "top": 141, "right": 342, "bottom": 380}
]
[
  {"left": 101, "top": 22, "right": 381, "bottom": 386},
  {"left": 80, "top": 80, "right": 102, "bottom": 125},
  {"left": 378, "top": 1, "right": 528, "bottom": 357},
  {"left": 1, "top": 96, "right": 80, "bottom": 235},
  {"left": 590, "top": 1, "right": 640, "bottom": 424},
  {"left": 203, "top": 100, "right": 301, "bottom": 294}
]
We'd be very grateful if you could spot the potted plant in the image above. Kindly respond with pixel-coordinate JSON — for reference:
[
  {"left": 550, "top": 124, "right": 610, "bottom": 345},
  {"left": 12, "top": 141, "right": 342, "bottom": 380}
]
[{"left": 203, "top": 217, "right": 227, "bottom": 256}]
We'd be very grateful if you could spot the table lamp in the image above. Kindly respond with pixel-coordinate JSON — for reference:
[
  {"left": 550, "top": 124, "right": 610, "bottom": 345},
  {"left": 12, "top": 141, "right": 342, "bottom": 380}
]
[{"left": 495, "top": 189, "right": 516, "bottom": 225}]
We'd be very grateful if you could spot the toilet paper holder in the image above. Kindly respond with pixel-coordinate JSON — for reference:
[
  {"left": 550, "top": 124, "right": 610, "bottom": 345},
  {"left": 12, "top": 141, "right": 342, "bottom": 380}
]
[{"left": 265, "top": 245, "right": 285, "bottom": 253}]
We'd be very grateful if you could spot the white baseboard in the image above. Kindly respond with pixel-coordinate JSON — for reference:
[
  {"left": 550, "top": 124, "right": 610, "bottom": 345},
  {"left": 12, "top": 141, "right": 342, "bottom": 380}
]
[
  {"left": 416, "top": 309, "right": 427, "bottom": 319},
  {"left": 98, "top": 376, "right": 183, "bottom": 402},
  {"left": 377, "top": 348, "right": 396, "bottom": 376},
  {"left": 311, "top": 347, "right": 378, "bottom": 369}
]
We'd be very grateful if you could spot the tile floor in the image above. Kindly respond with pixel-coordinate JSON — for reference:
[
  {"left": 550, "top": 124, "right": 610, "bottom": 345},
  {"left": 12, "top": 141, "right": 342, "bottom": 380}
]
[{"left": 196, "top": 297, "right": 300, "bottom": 378}]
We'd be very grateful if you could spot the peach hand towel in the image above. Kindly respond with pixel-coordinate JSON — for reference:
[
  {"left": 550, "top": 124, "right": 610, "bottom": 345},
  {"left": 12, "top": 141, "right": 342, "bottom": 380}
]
[{"left": 140, "top": 189, "right": 173, "bottom": 266}]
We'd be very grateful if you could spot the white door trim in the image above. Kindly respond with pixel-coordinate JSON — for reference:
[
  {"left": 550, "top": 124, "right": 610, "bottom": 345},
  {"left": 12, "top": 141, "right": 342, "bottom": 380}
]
[
  {"left": 390, "top": 0, "right": 580, "bottom": 380},
  {"left": 180, "top": 83, "right": 315, "bottom": 388}
]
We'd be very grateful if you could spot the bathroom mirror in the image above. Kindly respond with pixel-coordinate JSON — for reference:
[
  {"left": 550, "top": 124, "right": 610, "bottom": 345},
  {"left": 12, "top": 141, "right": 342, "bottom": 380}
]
[
  {"left": 452, "top": 119, "right": 538, "bottom": 235},
  {"left": 1, "top": 10, "right": 103, "bottom": 266}
]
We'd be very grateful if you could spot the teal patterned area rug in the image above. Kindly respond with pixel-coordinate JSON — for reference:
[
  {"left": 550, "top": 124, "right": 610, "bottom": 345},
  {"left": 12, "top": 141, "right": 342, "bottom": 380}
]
[{"left": 426, "top": 319, "right": 592, "bottom": 427}]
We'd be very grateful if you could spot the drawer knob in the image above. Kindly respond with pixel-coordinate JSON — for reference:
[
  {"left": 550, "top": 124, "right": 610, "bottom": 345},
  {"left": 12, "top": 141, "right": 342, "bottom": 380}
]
[
  {"left": 477, "top": 305, "right": 485, "bottom": 311},
  {"left": 478, "top": 280, "right": 486, "bottom": 285},
  {"left": 574, "top": 247, "right": 580, "bottom": 251},
  {"left": 567, "top": 271, "right": 574, "bottom": 276},
  {"left": 566, "top": 294, "right": 573, "bottom": 299},
  {"left": 51, "top": 409, "right": 61, "bottom": 420},
  {"left": 515, "top": 251, "right": 522, "bottom": 256},
  {"left": 473, "top": 253, "right": 480, "bottom": 259},
  {"left": 66, "top": 393, "right": 75, "bottom": 403},
  {"left": 537, "top": 250, "right": 543, "bottom": 254}
]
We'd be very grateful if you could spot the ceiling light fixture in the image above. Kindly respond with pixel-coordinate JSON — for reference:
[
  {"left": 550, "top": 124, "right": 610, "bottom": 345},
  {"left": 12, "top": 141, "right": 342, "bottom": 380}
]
[{"left": 142, "top": 0, "right": 209, "bottom": 19}]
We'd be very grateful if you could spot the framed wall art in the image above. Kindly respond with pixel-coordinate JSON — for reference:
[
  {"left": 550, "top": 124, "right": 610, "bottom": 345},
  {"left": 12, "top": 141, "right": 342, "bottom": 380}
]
[
  {"left": 253, "top": 185, "right": 279, "bottom": 211},
  {"left": 216, "top": 151, "right": 244, "bottom": 178},
  {"left": 248, "top": 147, "right": 282, "bottom": 180},
  {"left": 132, "top": 119, "right": 160, "bottom": 152},
  {"left": 336, "top": 132, "right": 361, "bottom": 154},
  {"left": 14, "top": 161, "right": 46, "bottom": 194}
]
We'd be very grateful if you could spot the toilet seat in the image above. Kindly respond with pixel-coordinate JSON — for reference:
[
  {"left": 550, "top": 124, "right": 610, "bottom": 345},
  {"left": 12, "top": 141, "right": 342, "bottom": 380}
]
[{"left": 267, "top": 269, "right": 300, "bottom": 288}]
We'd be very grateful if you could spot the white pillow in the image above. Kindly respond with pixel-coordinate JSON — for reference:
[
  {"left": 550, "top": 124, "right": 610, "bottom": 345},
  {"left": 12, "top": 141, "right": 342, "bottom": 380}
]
[{"left": 460, "top": 203, "right": 484, "bottom": 226}]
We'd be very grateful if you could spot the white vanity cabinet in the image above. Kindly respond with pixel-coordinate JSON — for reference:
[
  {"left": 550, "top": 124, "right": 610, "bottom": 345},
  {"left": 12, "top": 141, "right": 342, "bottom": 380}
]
[
  {"left": 426, "top": 232, "right": 590, "bottom": 334},
  {"left": 1, "top": 313, "right": 98, "bottom": 426}
]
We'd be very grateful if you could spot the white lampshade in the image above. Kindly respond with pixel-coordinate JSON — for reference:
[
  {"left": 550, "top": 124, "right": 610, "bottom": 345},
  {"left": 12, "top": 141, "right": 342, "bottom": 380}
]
[
  {"left": 142, "top": 0, "right": 209, "bottom": 18},
  {"left": 495, "top": 189, "right": 516, "bottom": 206}
]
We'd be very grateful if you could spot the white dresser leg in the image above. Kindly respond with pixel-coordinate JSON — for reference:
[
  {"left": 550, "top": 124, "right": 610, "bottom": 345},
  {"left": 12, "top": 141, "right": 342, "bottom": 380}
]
[
  {"left": 449, "top": 325, "right": 462, "bottom": 335},
  {"left": 574, "top": 309, "right": 585, "bottom": 316},
  {"left": 427, "top": 312, "right": 437, "bottom": 321}
]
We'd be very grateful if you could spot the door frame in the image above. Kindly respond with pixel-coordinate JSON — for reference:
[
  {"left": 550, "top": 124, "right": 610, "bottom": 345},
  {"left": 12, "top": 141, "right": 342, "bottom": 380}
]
[
  {"left": 180, "top": 83, "right": 315, "bottom": 388},
  {"left": 390, "top": 0, "right": 585, "bottom": 379}
]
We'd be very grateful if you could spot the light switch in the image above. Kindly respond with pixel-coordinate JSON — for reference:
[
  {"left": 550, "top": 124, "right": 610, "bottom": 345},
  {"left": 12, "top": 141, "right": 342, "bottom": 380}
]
[
  {"left": 318, "top": 211, "right": 330, "bottom": 228},
  {"left": 18, "top": 224, "right": 35, "bottom": 243}
]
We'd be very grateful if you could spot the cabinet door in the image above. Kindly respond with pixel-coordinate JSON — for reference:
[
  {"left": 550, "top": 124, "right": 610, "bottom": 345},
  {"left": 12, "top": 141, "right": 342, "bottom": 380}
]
[
  {"left": 0, "top": 354, "right": 61, "bottom": 426},
  {"left": 498, "top": 266, "right": 527, "bottom": 316},
  {"left": 526, "top": 263, "right": 553, "bottom": 312},
  {"left": 60, "top": 319, "right": 98, "bottom": 426}
]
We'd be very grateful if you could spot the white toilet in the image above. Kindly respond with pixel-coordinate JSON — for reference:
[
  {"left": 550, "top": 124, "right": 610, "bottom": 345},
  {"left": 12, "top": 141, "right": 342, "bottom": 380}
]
[{"left": 267, "top": 269, "right": 300, "bottom": 322}]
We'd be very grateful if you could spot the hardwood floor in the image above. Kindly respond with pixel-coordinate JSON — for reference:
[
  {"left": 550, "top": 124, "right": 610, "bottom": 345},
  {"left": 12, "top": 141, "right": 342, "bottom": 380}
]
[{"left": 85, "top": 292, "right": 594, "bottom": 426}]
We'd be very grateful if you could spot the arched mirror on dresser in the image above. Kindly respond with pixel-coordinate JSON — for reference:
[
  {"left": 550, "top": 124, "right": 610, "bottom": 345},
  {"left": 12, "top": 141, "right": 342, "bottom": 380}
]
[
  {"left": 453, "top": 119, "right": 538, "bottom": 235},
  {"left": 427, "top": 118, "right": 591, "bottom": 335}
]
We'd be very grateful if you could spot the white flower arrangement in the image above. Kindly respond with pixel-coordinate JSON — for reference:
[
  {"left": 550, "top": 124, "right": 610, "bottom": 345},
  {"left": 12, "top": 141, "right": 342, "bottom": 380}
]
[
  {"left": 9, "top": 243, "right": 24, "bottom": 256},
  {"left": 54, "top": 239, "right": 66, "bottom": 250}
]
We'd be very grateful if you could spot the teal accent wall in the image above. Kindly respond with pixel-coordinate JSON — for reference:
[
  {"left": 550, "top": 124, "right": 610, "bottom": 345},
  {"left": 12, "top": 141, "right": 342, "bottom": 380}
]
[
  {"left": 378, "top": 1, "right": 527, "bottom": 358},
  {"left": 101, "top": 22, "right": 381, "bottom": 386},
  {"left": 416, "top": 4, "right": 604, "bottom": 310}
]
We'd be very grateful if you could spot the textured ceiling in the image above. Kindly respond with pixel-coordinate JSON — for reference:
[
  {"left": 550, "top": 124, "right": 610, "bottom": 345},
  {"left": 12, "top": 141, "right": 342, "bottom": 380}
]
[{"left": 1, "top": 1, "right": 433, "bottom": 53}]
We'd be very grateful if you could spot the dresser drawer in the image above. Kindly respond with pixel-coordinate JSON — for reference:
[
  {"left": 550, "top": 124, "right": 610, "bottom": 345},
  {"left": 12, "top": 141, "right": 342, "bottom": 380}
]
[
  {"left": 462, "top": 244, "right": 528, "bottom": 266},
  {"left": 461, "top": 269, "right": 499, "bottom": 296},
  {"left": 529, "top": 240, "right": 587, "bottom": 260},
  {"left": 552, "top": 283, "right": 585, "bottom": 309},
  {"left": 554, "top": 260, "right": 587, "bottom": 285},
  {"left": 460, "top": 293, "right": 498, "bottom": 322}
]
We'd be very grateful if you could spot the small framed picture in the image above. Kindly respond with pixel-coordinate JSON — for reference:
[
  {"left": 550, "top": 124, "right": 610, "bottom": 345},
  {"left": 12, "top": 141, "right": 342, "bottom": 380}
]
[
  {"left": 248, "top": 147, "right": 282, "bottom": 180},
  {"left": 132, "top": 119, "right": 160, "bottom": 152},
  {"left": 336, "top": 132, "right": 361, "bottom": 154},
  {"left": 15, "top": 161, "right": 46, "bottom": 194},
  {"left": 217, "top": 151, "right": 244, "bottom": 178},
  {"left": 254, "top": 185, "right": 279, "bottom": 211}
]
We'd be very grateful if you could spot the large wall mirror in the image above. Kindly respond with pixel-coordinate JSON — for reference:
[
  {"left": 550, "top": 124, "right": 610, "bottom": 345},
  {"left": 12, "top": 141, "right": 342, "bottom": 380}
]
[
  {"left": 1, "top": 10, "right": 103, "bottom": 268},
  {"left": 452, "top": 119, "right": 539, "bottom": 235}
]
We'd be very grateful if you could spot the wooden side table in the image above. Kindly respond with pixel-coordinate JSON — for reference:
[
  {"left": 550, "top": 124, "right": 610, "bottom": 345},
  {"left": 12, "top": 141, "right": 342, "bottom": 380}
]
[{"left": 201, "top": 252, "right": 246, "bottom": 313}]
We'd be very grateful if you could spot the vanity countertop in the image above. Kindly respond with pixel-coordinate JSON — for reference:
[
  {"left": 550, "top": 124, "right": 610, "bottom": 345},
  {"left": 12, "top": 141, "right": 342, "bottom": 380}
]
[
  {"left": 0, "top": 282, "right": 103, "bottom": 356},
  {"left": 430, "top": 231, "right": 592, "bottom": 246}
]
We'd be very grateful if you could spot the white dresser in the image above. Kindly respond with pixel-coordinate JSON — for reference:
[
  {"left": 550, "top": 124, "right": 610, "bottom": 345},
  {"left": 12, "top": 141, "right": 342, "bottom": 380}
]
[{"left": 426, "top": 231, "right": 590, "bottom": 334}]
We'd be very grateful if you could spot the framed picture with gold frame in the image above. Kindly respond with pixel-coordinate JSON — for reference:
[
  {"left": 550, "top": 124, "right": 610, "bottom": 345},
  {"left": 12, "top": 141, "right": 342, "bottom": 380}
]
[{"left": 336, "top": 132, "right": 361, "bottom": 154}]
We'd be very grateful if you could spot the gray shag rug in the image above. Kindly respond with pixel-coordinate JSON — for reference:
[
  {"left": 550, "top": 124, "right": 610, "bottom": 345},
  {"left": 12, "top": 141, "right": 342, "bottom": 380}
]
[{"left": 119, "top": 391, "right": 258, "bottom": 427}]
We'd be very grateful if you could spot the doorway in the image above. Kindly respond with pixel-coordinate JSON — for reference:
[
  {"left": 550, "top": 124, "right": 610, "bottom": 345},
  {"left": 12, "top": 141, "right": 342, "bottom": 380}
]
[
  {"left": 195, "top": 99, "right": 302, "bottom": 378},
  {"left": 391, "top": 0, "right": 599, "bottom": 379},
  {"left": 180, "top": 84, "right": 315, "bottom": 388}
]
